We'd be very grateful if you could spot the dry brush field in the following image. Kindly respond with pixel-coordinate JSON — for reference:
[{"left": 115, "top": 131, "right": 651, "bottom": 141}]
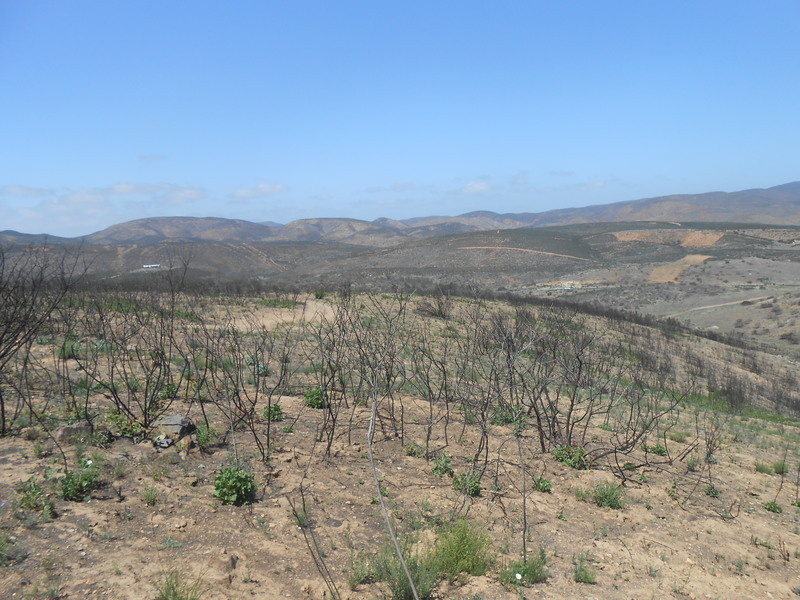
[{"left": 2, "top": 278, "right": 800, "bottom": 599}]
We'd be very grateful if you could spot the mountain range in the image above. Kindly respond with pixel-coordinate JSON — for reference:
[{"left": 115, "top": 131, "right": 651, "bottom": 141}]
[{"left": 3, "top": 182, "right": 800, "bottom": 247}]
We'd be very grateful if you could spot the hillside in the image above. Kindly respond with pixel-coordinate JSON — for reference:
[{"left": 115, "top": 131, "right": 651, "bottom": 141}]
[
  {"left": 5, "top": 182, "right": 800, "bottom": 248},
  {"left": 1, "top": 291, "right": 800, "bottom": 599}
]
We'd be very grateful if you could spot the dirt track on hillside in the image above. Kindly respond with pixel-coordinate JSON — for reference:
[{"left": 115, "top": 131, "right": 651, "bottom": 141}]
[{"left": 649, "top": 254, "right": 711, "bottom": 283}]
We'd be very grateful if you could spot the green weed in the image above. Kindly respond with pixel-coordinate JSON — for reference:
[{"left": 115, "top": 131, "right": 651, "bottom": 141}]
[
  {"left": 434, "top": 519, "right": 493, "bottom": 581},
  {"left": 154, "top": 569, "right": 204, "bottom": 600},
  {"left": 214, "top": 467, "right": 256, "bottom": 506},
  {"left": 453, "top": 472, "right": 482, "bottom": 497},
  {"left": 573, "top": 553, "right": 597, "bottom": 584},
  {"left": 500, "top": 549, "right": 550, "bottom": 586},
  {"left": 552, "top": 446, "right": 591, "bottom": 470}
]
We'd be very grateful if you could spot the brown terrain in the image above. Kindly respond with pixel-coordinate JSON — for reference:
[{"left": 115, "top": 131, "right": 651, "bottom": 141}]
[
  {"left": 3, "top": 183, "right": 800, "bottom": 599},
  {"left": 2, "top": 292, "right": 800, "bottom": 600}
]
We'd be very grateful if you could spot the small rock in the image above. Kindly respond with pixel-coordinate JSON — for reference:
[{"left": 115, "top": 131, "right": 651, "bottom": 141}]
[
  {"left": 153, "top": 415, "right": 195, "bottom": 440},
  {"left": 54, "top": 421, "right": 93, "bottom": 444}
]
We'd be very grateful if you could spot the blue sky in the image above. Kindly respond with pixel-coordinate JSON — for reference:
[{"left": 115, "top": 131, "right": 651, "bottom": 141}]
[{"left": 2, "top": 1, "right": 799, "bottom": 237}]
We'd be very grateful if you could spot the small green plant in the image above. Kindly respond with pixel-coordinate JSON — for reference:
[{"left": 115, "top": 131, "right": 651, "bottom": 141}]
[
  {"left": 106, "top": 410, "right": 147, "bottom": 442},
  {"left": 371, "top": 538, "right": 438, "bottom": 600},
  {"left": 59, "top": 458, "right": 101, "bottom": 502},
  {"left": 303, "top": 386, "right": 327, "bottom": 409},
  {"left": 755, "top": 461, "right": 773, "bottom": 474},
  {"left": 667, "top": 430, "right": 688, "bottom": 443},
  {"left": 157, "top": 383, "right": 178, "bottom": 400},
  {"left": 490, "top": 404, "right": 526, "bottom": 431},
  {"left": 686, "top": 455, "right": 701, "bottom": 472},
  {"left": 764, "top": 501, "right": 783, "bottom": 513},
  {"left": 141, "top": 484, "right": 159, "bottom": 506},
  {"left": 262, "top": 403, "right": 284, "bottom": 422},
  {"left": 500, "top": 548, "right": 550, "bottom": 586},
  {"left": 590, "top": 481, "right": 624, "bottom": 509},
  {"left": 0, "top": 533, "right": 28, "bottom": 567},
  {"left": 453, "top": 472, "right": 482, "bottom": 497},
  {"left": 155, "top": 569, "right": 204, "bottom": 600},
  {"left": 314, "top": 290, "right": 326, "bottom": 299},
  {"left": 552, "top": 445, "right": 591, "bottom": 470},
  {"left": 573, "top": 553, "right": 597, "bottom": 584},
  {"left": 405, "top": 442, "right": 425, "bottom": 458},
  {"left": 432, "top": 452, "right": 454, "bottom": 478},
  {"left": 532, "top": 477, "right": 552, "bottom": 493},
  {"left": 644, "top": 443, "right": 668, "bottom": 456},
  {"left": 773, "top": 460, "right": 789, "bottom": 475},
  {"left": 16, "top": 477, "right": 56, "bottom": 518},
  {"left": 598, "top": 422, "right": 613, "bottom": 432},
  {"left": 196, "top": 424, "right": 218, "bottom": 450},
  {"left": 348, "top": 552, "right": 375, "bottom": 590},
  {"left": 214, "top": 467, "right": 256, "bottom": 506},
  {"left": 281, "top": 425, "right": 294, "bottom": 433},
  {"left": 434, "top": 519, "right": 493, "bottom": 581},
  {"left": 160, "top": 536, "right": 183, "bottom": 549},
  {"left": 705, "top": 484, "right": 720, "bottom": 498}
]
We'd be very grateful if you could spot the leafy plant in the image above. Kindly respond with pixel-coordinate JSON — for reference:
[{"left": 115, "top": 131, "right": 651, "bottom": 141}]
[
  {"left": 667, "top": 430, "right": 688, "bottom": 443},
  {"left": 432, "top": 452, "right": 454, "bottom": 478},
  {"left": 434, "top": 519, "right": 493, "bottom": 581},
  {"left": 773, "top": 460, "right": 789, "bottom": 475},
  {"left": 16, "top": 477, "right": 56, "bottom": 518},
  {"left": 705, "top": 484, "right": 720, "bottom": 498},
  {"left": 404, "top": 442, "right": 425, "bottom": 458},
  {"left": 500, "top": 548, "right": 550, "bottom": 586},
  {"left": 59, "top": 458, "right": 101, "bottom": 502},
  {"left": 453, "top": 471, "right": 482, "bottom": 497},
  {"left": 106, "top": 410, "right": 147, "bottom": 442},
  {"left": 262, "top": 403, "right": 284, "bottom": 422},
  {"left": 755, "top": 461, "right": 773, "bottom": 474},
  {"left": 644, "top": 442, "right": 668, "bottom": 456},
  {"left": 0, "top": 533, "right": 28, "bottom": 567},
  {"left": 764, "top": 501, "right": 783, "bottom": 513},
  {"left": 214, "top": 467, "right": 256, "bottom": 506},
  {"left": 371, "top": 539, "right": 438, "bottom": 600},
  {"left": 532, "top": 477, "right": 552, "bottom": 493},
  {"left": 490, "top": 404, "right": 526, "bottom": 431},
  {"left": 589, "top": 482, "right": 624, "bottom": 509},
  {"left": 552, "top": 445, "right": 591, "bottom": 470},
  {"left": 155, "top": 568, "right": 204, "bottom": 600},
  {"left": 303, "top": 386, "right": 327, "bottom": 409},
  {"left": 196, "top": 424, "right": 218, "bottom": 450},
  {"left": 573, "top": 553, "right": 597, "bottom": 584},
  {"left": 141, "top": 484, "right": 159, "bottom": 506}
]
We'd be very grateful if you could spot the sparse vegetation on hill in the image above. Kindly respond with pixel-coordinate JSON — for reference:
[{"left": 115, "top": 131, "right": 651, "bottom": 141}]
[{"left": 1, "top": 261, "right": 800, "bottom": 598}]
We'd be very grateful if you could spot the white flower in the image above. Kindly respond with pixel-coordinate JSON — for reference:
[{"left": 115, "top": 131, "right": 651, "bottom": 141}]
[{"left": 516, "top": 573, "right": 522, "bottom": 580}]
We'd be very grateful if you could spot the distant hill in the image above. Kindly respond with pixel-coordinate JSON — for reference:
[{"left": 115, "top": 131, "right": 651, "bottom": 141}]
[
  {"left": 81, "top": 216, "right": 278, "bottom": 244},
  {"left": 3, "top": 181, "right": 800, "bottom": 247},
  {"left": 508, "top": 182, "right": 800, "bottom": 227}
]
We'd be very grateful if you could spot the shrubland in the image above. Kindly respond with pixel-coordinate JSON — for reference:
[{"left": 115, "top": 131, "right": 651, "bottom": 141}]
[{"left": 2, "top": 248, "right": 800, "bottom": 598}]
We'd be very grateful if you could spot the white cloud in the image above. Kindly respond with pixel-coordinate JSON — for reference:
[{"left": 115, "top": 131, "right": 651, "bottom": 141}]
[
  {"left": 230, "top": 183, "right": 287, "bottom": 199},
  {"left": 163, "top": 186, "right": 206, "bottom": 204},
  {"left": 460, "top": 181, "right": 490, "bottom": 195},
  {"left": 0, "top": 185, "right": 52, "bottom": 197}
]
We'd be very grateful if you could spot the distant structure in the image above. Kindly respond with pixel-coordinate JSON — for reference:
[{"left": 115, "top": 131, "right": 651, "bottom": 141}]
[{"left": 141, "top": 264, "right": 161, "bottom": 269}]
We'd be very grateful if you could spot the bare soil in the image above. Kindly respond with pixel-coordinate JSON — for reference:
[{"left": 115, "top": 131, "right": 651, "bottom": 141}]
[{"left": 2, "top": 298, "right": 800, "bottom": 600}]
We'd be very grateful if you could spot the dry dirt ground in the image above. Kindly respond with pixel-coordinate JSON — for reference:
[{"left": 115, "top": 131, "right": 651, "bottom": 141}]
[{"left": 2, "top": 389, "right": 800, "bottom": 600}]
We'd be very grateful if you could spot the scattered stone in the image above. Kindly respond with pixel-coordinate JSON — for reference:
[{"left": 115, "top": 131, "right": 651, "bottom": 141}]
[
  {"left": 54, "top": 421, "right": 93, "bottom": 444},
  {"left": 176, "top": 436, "right": 194, "bottom": 452},
  {"left": 152, "top": 434, "right": 173, "bottom": 449},
  {"left": 153, "top": 415, "right": 195, "bottom": 440}
]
